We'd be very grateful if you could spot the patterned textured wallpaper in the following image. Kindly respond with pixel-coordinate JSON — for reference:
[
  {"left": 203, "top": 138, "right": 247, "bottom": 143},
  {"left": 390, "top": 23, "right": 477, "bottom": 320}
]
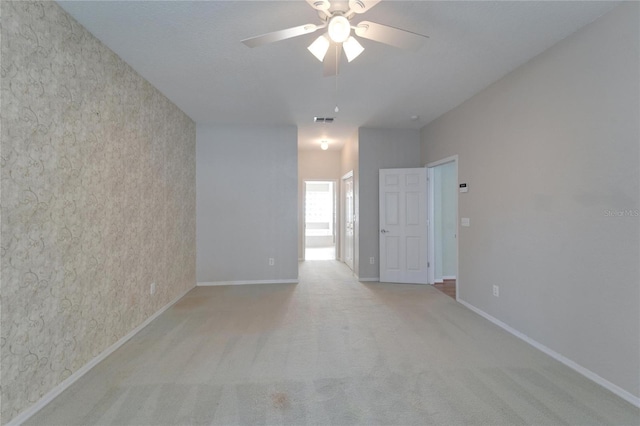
[{"left": 0, "top": 2, "right": 196, "bottom": 423}]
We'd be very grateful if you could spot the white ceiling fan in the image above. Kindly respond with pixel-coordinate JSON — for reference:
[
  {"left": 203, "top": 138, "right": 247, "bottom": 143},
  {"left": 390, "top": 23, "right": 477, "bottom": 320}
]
[{"left": 241, "top": 0, "right": 428, "bottom": 77}]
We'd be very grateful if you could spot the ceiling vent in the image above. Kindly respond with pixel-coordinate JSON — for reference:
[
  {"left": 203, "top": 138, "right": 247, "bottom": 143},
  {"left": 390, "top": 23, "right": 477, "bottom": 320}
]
[{"left": 314, "top": 117, "right": 334, "bottom": 123}]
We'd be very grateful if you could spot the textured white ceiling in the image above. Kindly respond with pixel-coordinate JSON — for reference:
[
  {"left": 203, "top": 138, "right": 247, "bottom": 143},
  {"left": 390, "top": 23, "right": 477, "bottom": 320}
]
[{"left": 58, "top": 1, "right": 617, "bottom": 151}]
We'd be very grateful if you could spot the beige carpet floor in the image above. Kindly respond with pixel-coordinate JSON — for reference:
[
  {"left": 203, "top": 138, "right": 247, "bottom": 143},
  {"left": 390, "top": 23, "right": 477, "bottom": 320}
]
[{"left": 28, "top": 261, "right": 639, "bottom": 425}]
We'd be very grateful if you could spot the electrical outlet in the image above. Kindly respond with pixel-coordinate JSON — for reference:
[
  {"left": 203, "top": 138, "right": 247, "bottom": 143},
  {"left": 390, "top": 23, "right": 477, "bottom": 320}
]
[
  {"left": 150, "top": 282, "right": 156, "bottom": 295},
  {"left": 492, "top": 285, "right": 499, "bottom": 297},
  {"left": 369, "top": 257, "right": 375, "bottom": 264},
  {"left": 268, "top": 258, "right": 275, "bottom": 266}
]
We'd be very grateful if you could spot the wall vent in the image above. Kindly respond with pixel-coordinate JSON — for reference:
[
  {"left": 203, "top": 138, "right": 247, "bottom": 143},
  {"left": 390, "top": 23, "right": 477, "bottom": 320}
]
[{"left": 314, "top": 117, "right": 334, "bottom": 123}]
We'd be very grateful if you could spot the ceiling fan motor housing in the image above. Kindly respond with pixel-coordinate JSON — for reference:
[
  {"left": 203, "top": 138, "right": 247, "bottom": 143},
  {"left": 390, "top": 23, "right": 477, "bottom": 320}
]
[{"left": 328, "top": 15, "right": 351, "bottom": 43}]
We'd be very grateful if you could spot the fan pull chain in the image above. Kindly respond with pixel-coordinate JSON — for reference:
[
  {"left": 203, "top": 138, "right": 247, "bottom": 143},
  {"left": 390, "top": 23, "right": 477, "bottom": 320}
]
[{"left": 334, "top": 45, "right": 339, "bottom": 113}]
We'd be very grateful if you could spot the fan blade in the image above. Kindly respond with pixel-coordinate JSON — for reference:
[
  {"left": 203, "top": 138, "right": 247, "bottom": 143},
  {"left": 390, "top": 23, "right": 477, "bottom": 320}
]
[
  {"left": 242, "top": 24, "right": 321, "bottom": 48},
  {"left": 306, "top": 0, "right": 330, "bottom": 12},
  {"left": 323, "top": 42, "right": 342, "bottom": 77},
  {"left": 348, "top": 0, "right": 381, "bottom": 14},
  {"left": 306, "top": 0, "right": 332, "bottom": 18},
  {"left": 354, "top": 21, "right": 428, "bottom": 51}
]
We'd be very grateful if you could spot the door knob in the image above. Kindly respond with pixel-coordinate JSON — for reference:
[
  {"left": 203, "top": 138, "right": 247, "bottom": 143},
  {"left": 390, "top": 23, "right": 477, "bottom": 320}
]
[{"left": 381, "top": 229, "right": 388, "bottom": 233}]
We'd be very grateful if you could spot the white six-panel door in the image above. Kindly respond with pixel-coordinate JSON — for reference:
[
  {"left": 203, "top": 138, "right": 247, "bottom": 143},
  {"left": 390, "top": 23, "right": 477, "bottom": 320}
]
[{"left": 379, "top": 168, "right": 428, "bottom": 284}]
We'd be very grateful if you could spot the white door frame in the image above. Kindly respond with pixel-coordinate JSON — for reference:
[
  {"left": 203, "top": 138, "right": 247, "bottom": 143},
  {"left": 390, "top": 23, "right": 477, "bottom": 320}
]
[
  {"left": 426, "top": 155, "right": 459, "bottom": 300},
  {"left": 340, "top": 171, "right": 354, "bottom": 269}
]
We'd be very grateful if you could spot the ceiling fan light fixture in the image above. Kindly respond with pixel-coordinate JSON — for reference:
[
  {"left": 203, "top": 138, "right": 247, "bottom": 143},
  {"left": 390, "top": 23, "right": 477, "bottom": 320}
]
[
  {"left": 343, "top": 36, "right": 364, "bottom": 62},
  {"left": 308, "top": 34, "right": 330, "bottom": 62},
  {"left": 328, "top": 15, "right": 351, "bottom": 43}
]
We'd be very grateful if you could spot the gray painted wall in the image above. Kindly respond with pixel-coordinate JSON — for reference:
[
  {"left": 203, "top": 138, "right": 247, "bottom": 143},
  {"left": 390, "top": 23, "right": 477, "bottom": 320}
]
[
  {"left": 433, "top": 161, "right": 457, "bottom": 279},
  {"left": 421, "top": 3, "right": 639, "bottom": 399},
  {"left": 359, "top": 128, "right": 422, "bottom": 280},
  {"left": 197, "top": 125, "right": 298, "bottom": 283}
]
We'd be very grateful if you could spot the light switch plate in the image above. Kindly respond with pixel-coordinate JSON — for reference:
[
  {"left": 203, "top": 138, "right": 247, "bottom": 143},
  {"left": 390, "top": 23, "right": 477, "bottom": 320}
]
[{"left": 461, "top": 217, "right": 470, "bottom": 227}]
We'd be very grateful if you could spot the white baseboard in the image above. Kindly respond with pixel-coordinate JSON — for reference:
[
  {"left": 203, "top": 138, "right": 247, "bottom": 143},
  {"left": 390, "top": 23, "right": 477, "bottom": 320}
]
[
  {"left": 457, "top": 299, "right": 640, "bottom": 408},
  {"left": 442, "top": 275, "right": 456, "bottom": 280},
  {"left": 7, "top": 285, "right": 195, "bottom": 426},
  {"left": 357, "top": 276, "right": 379, "bottom": 282},
  {"left": 197, "top": 279, "right": 298, "bottom": 286}
]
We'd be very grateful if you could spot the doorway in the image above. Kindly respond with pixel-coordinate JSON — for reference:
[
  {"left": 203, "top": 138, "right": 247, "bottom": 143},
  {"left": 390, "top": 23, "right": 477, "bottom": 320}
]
[
  {"left": 304, "top": 180, "right": 336, "bottom": 260},
  {"left": 427, "top": 156, "right": 459, "bottom": 299}
]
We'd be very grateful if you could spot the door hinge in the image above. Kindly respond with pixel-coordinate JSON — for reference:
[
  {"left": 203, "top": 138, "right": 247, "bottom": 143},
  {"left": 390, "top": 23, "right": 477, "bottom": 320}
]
[{"left": 427, "top": 262, "right": 430, "bottom": 268}]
